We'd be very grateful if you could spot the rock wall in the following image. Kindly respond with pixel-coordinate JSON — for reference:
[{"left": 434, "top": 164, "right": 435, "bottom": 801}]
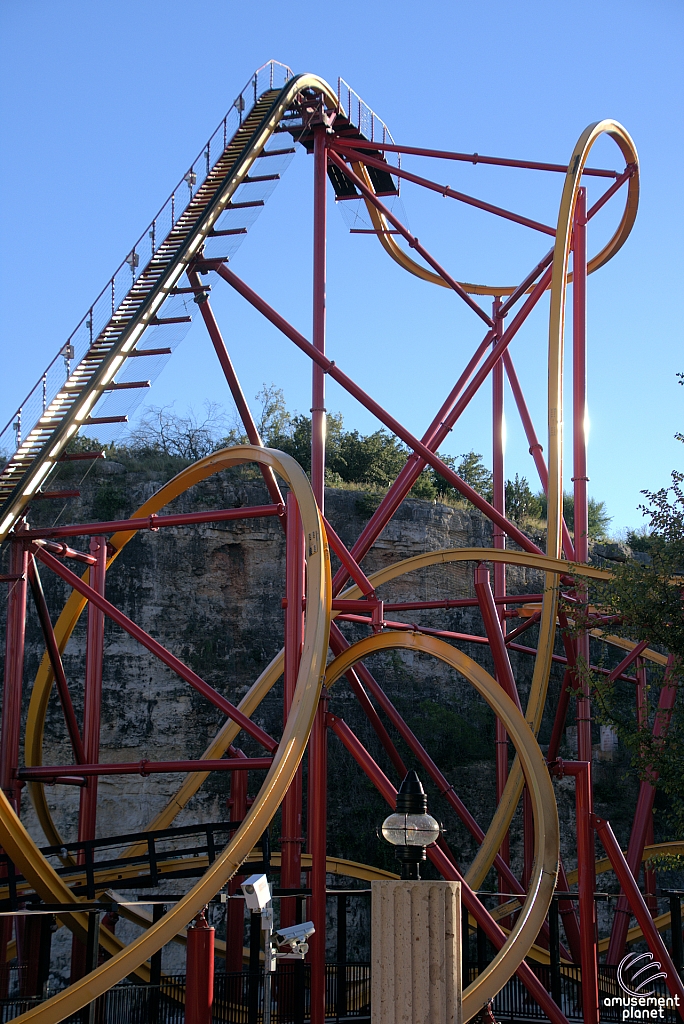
[{"left": 0, "top": 456, "right": 646, "bottom": 981}]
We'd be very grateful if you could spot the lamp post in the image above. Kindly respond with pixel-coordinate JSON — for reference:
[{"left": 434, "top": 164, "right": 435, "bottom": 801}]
[{"left": 381, "top": 770, "right": 440, "bottom": 879}]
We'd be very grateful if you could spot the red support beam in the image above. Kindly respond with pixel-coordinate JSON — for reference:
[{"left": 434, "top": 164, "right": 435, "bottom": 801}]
[
  {"left": 327, "top": 150, "right": 493, "bottom": 326},
  {"left": 308, "top": 687, "right": 328, "bottom": 1024},
  {"left": 330, "top": 145, "right": 557, "bottom": 235},
  {"left": 502, "top": 352, "right": 575, "bottom": 561},
  {"left": 0, "top": 539, "right": 28, "bottom": 988},
  {"left": 27, "top": 559, "right": 87, "bottom": 765},
  {"left": 280, "top": 493, "right": 305, "bottom": 926},
  {"left": 186, "top": 266, "right": 285, "bottom": 510},
  {"left": 72, "top": 535, "right": 106, "bottom": 982},
  {"left": 328, "top": 136, "right": 620, "bottom": 177},
  {"left": 322, "top": 517, "right": 375, "bottom": 597},
  {"left": 474, "top": 566, "right": 519, "bottom": 708},
  {"left": 18, "top": 757, "right": 273, "bottom": 780},
  {"left": 550, "top": 760, "right": 598, "bottom": 1024},
  {"left": 311, "top": 123, "right": 327, "bottom": 512},
  {"left": 607, "top": 659, "right": 679, "bottom": 963},
  {"left": 596, "top": 814, "right": 684, "bottom": 1008},
  {"left": 186, "top": 911, "right": 215, "bottom": 1024},
  {"left": 328, "top": 622, "right": 407, "bottom": 777},
  {"left": 0, "top": 540, "right": 28, "bottom": 811},
  {"left": 33, "top": 547, "right": 277, "bottom": 753},
  {"left": 328, "top": 715, "right": 572, "bottom": 1024},
  {"left": 24, "top": 504, "right": 284, "bottom": 541},
  {"left": 327, "top": 625, "right": 534, "bottom": 903},
  {"left": 216, "top": 263, "right": 547, "bottom": 558},
  {"left": 226, "top": 750, "right": 249, "bottom": 973}
]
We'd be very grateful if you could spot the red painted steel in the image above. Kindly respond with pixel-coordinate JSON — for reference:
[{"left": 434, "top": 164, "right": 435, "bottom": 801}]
[
  {"left": 329, "top": 714, "right": 572, "bottom": 1024},
  {"left": 19, "top": 758, "right": 273, "bottom": 779},
  {"left": 327, "top": 624, "right": 535, "bottom": 904},
  {"left": 311, "top": 123, "right": 327, "bottom": 512},
  {"left": 607, "top": 660, "right": 678, "bottom": 963},
  {"left": 552, "top": 760, "right": 598, "bottom": 1024},
  {"left": 186, "top": 266, "right": 285, "bottom": 510},
  {"left": 596, "top": 815, "right": 684, "bottom": 1007},
  {"left": 474, "top": 567, "right": 519, "bottom": 707},
  {"left": 327, "top": 150, "right": 494, "bottom": 325},
  {"left": 71, "top": 536, "right": 106, "bottom": 982},
  {"left": 0, "top": 540, "right": 28, "bottom": 984},
  {"left": 0, "top": 540, "right": 29, "bottom": 811},
  {"left": 25, "top": 504, "right": 284, "bottom": 540},
  {"left": 328, "top": 623, "right": 407, "bottom": 776},
  {"left": 0, "top": 105, "right": 655, "bottom": 1019},
  {"left": 328, "top": 137, "right": 620, "bottom": 176},
  {"left": 330, "top": 326, "right": 496, "bottom": 594},
  {"left": 329, "top": 145, "right": 557, "bottom": 235},
  {"left": 308, "top": 687, "right": 328, "bottom": 1024},
  {"left": 502, "top": 352, "right": 575, "bottom": 560},
  {"left": 216, "top": 263, "right": 547, "bottom": 556},
  {"left": 186, "top": 911, "right": 215, "bottom": 1024},
  {"left": 27, "top": 559, "right": 86, "bottom": 765},
  {"left": 281, "top": 493, "right": 305, "bottom": 927},
  {"left": 322, "top": 517, "right": 375, "bottom": 596},
  {"left": 34, "top": 547, "right": 277, "bottom": 752},
  {"left": 226, "top": 750, "right": 249, "bottom": 973}
]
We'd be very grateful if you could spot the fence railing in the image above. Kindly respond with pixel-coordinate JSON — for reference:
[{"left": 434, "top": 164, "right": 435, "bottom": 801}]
[
  {"left": 336, "top": 79, "right": 396, "bottom": 149},
  {"left": 0, "top": 60, "right": 294, "bottom": 468},
  {"left": 467, "top": 962, "right": 682, "bottom": 1023},
  {"left": 4, "top": 961, "right": 680, "bottom": 1023},
  {"left": 4, "top": 965, "right": 370, "bottom": 1024}
]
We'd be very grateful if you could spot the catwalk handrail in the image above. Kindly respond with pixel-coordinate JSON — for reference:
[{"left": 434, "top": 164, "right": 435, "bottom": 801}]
[{"left": 0, "top": 60, "right": 293, "bottom": 460}]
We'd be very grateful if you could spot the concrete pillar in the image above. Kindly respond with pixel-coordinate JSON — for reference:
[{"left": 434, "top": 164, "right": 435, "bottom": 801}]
[{"left": 372, "top": 880, "right": 462, "bottom": 1024}]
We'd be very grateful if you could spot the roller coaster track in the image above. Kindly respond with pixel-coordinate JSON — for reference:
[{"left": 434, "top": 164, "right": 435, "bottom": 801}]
[{"left": 1, "top": 58, "right": 679, "bottom": 1024}]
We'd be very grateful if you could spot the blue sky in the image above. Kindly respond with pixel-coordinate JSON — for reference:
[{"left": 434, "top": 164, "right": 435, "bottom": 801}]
[{"left": 1, "top": 0, "right": 682, "bottom": 534}]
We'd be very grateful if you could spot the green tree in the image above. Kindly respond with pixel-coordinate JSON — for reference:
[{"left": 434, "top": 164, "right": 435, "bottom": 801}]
[
  {"left": 536, "top": 491, "right": 612, "bottom": 539},
  {"left": 505, "top": 474, "right": 541, "bottom": 522},
  {"left": 577, "top": 374, "right": 684, "bottom": 836},
  {"left": 428, "top": 451, "right": 493, "bottom": 503}
]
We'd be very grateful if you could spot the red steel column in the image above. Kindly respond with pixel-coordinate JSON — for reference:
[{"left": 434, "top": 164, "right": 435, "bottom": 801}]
[
  {"left": 491, "top": 303, "right": 511, "bottom": 884},
  {"left": 71, "top": 535, "right": 106, "bottom": 981},
  {"left": 186, "top": 910, "right": 215, "bottom": 1024},
  {"left": 636, "top": 659, "right": 658, "bottom": 914},
  {"left": 226, "top": 751, "right": 249, "bottom": 972},
  {"left": 0, "top": 539, "right": 28, "bottom": 989},
  {"left": 608, "top": 662, "right": 678, "bottom": 961},
  {"left": 596, "top": 816, "right": 684, "bottom": 1008},
  {"left": 78, "top": 536, "right": 107, "bottom": 843},
  {"left": 311, "top": 123, "right": 327, "bottom": 512},
  {"left": 573, "top": 188, "right": 592, "bottom": 765},
  {"left": 308, "top": 687, "right": 328, "bottom": 1024},
  {"left": 280, "top": 493, "right": 305, "bottom": 926},
  {"left": 0, "top": 539, "right": 29, "bottom": 811},
  {"left": 559, "top": 761, "right": 598, "bottom": 1024}
]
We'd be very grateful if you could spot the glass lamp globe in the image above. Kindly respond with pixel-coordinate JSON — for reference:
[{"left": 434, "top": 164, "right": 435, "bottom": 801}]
[
  {"left": 380, "top": 771, "right": 441, "bottom": 879},
  {"left": 381, "top": 811, "right": 440, "bottom": 847}
]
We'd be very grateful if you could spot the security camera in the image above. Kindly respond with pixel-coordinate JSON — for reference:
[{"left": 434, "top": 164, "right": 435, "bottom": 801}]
[
  {"left": 241, "top": 874, "right": 271, "bottom": 913},
  {"left": 275, "top": 921, "right": 315, "bottom": 946}
]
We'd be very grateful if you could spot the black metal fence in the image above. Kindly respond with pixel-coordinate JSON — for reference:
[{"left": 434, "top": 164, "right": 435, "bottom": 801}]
[
  {"left": 0, "top": 965, "right": 371, "bottom": 1024},
  {"left": 466, "top": 962, "right": 682, "bottom": 1024},
  {"left": 1, "top": 961, "right": 680, "bottom": 1023}
]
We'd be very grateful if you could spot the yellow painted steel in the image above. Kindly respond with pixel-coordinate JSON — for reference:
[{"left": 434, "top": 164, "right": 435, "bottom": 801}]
[
  {"left": 322, "top": 631, "right": 559, "bottom": 1023},
  {"left": 3, "top": 445, "right": 331, "bottom": 1024},
  {"left": 10, "top": 107, "right": 644, "bottom": 1020},
  {"left": 359, "top": 135, "right": 638, "bottom": 297}
]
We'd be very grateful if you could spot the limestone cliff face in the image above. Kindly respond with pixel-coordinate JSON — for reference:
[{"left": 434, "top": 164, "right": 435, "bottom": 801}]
[{"left": 2, "top": 457, "right": 639, "bottom": 974}]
